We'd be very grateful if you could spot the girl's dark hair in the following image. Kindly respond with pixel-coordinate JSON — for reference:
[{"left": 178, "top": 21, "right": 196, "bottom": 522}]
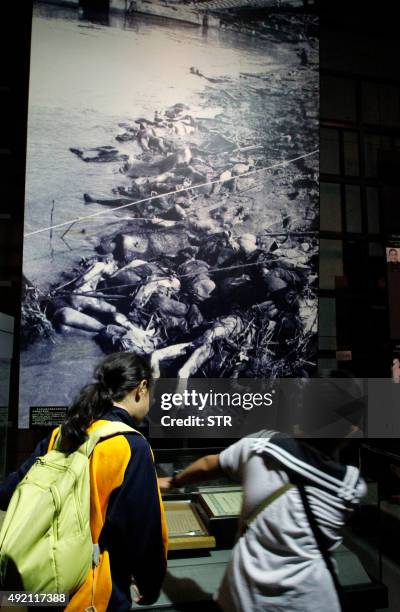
[{"left": 59, "top": 352, "right": 151, "bottom": 453}]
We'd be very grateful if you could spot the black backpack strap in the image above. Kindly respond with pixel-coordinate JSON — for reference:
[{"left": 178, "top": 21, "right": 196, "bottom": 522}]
[{"left": 298, "top": 484, "right": 345, "bottom": 611}]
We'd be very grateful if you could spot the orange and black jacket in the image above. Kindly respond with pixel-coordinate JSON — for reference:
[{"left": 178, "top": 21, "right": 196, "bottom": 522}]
[{"left": 0, "top": 406, "right": 168, "bottom": 611}]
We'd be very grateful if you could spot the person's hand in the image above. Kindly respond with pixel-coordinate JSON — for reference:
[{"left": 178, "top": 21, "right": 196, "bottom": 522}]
[
  {"left": 131, "top": 581, "right": 141, "bottom": 603},
  {"left": 392, "top": 358, "right": 400, "bottom": 383},
  {"left": 131, "top": 580, "right": 157, "bottom": 606},
  {"left": 158, "top": 476, "right": 175, "bottom": 491}
]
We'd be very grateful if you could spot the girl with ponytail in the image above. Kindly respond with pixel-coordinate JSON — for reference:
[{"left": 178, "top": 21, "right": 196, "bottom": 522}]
[
  {"left": 0, "top": 352, "right": 168, "bottom": 611},
  {"left": 59, "top": 352, "right": 152, "bottom": 453}
]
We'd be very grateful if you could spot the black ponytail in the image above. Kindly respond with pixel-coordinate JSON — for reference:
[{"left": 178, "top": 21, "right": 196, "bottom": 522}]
[{"left": 59, "top": 352, "right": 151, "bottom": 453}]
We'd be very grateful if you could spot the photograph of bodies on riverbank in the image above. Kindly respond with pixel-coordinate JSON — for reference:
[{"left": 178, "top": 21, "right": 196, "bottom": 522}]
[{"left": 19, "top": 1, "right": 319, "bottom": 426}]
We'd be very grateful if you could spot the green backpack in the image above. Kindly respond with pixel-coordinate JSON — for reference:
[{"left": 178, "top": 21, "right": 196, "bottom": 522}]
[{"left": 0, "top": 421, "right": 137, "bottom": 595}]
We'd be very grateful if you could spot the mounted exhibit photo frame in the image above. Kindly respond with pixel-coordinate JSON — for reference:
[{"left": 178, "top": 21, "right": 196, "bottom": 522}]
[{"left": 18, "top": 0, "right": 319, "bottom": 427}]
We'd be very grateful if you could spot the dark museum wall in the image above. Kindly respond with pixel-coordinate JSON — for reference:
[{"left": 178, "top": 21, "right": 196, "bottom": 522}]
[
  {"left": 1, "top": 2, "right": 400, "bottom": 462},
  {"left": 0, "top": 3, "right": 32, "bottom": 474},
  {"left": 319, "top": 4, "right": 400, "bottom": 377}
]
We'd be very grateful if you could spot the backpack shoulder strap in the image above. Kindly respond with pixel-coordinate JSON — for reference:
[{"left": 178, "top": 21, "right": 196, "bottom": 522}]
[
  {"left": 53, "top": 421, "right": 142, "bottom": 455},
  {"left": 241, "top": 482, "right": 293, "bottom": 535},
  {"left": 83, "top": 421, "right": 142, "bottom": 457}
]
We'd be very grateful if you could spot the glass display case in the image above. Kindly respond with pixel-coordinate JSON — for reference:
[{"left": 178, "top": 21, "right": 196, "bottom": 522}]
[
  {"left": 339, "top": 442, "right": 389, "bottom": 611},
  {"left": 360, "top": 443, "right": 400, "bottom": 577},
  {"left": 156, "top": 446, "right": 240, "bottom": 551}
]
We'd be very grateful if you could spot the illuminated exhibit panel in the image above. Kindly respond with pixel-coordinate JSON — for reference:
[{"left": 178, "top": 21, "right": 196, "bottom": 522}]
[{"left": 19, "top": 2, "right": 319, "bottom": 426}]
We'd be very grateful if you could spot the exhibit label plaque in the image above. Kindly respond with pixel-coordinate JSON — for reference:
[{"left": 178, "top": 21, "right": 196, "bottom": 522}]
[{"left": 29, "top": 406, "right": 68, "bottom": 429}]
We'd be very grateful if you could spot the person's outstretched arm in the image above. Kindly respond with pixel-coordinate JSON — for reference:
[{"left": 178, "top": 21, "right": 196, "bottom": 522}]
[
  {"left": 159, "top": 438, "right": 254, "bottom": 493},
  {"left": 158, "top": 454, "right": 223, "bottom": 491}
]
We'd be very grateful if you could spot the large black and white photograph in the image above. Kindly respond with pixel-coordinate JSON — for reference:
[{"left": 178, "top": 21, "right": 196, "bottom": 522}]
[{"left": 19, "top": 0, "right": 319, "bottom": 426}]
